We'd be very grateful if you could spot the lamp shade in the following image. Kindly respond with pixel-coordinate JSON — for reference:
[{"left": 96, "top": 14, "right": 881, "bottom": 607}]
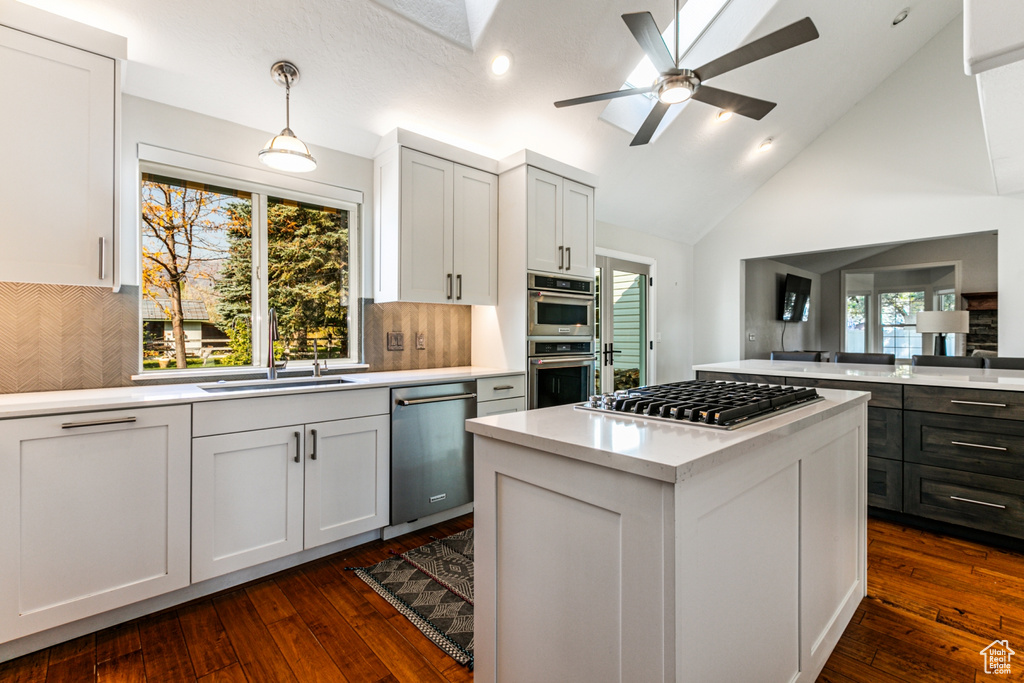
[{"left": 914, "top": 310, "right": 970, "bottom": 334}]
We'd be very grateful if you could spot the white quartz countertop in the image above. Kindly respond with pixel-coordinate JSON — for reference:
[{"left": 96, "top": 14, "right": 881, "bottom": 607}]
[
  {"left": 694, "top": 359, "right": 1024, "bottom": 391},
  {"left": 0, "top": 366, "right": 521, "bottom": 420},
  {"left": 466, "top": 388, "right": 868, "bottom": 484}
]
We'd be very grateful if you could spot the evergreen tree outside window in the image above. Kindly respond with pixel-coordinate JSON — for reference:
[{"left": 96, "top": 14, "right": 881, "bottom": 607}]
[{"left": 140, "top": 170, "right": 356, "bottom": 371}]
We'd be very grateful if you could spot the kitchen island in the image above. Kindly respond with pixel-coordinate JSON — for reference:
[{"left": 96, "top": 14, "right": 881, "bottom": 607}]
[{"left": 466, "top": 387, "right": 869, "bottom": 683}]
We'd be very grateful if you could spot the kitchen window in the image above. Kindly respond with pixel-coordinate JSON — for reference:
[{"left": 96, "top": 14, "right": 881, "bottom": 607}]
[
  {"left": 879, "top": 290, "right": 924, "bottom": 359},
  {"left": 140, "top": 169, "right": 358, "bottom": 373}
]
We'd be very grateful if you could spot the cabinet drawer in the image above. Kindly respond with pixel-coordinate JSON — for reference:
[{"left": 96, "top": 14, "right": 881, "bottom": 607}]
[
  {"left": 696, "top": 371, "right": 786, "bottom": 385},
  {"left": 193, "top": 387, "right": 389, "bottom": 437},
  {"left": 904, "top": 411, "right": 1024, "bottom": 479},
  {"left": 476, "top": 397, "right": 526, "bottom": 418},
  {"left": 868, "top": 407, "right": 902, "bottom": 460},
  {"left": 785, "top": 377, "right": 902, "bottom": 409},
  {"left": 867, "top": 457, "right": 902, "bottom": 511},
  {"left": 477, "top": 375, "right": 526, "bottom": 401},
  {"left": 904, "top": 385, "right": 1024, "bottom": 420},
  {"left": 904, "top": 463, "right": 1024, "bottom": 538}
]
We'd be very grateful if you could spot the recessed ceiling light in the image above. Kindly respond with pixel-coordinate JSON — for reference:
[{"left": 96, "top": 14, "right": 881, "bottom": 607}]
[
  {"left": 892, "top": 8, "right": 909, "bottom": 26},
  {"left": 491, "top": 52, "right": 512, "bottom": 76},
  {"left": 758, "top": 138, "right": 773, "bottom": 153},
  {"left": 716, "top": 110, "right": 733, "bottom": 122}
]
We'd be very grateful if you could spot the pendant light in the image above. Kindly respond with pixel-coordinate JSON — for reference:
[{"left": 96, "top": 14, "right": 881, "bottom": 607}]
[{"left": 259, "top": 61, "right": 317, "bottom": 173}]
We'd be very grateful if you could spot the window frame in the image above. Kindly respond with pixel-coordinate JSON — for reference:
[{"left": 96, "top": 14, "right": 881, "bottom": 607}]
[
  {"left": 876, "top": 288, "right": 927, "bottom": 360},
  {"left": 136, "top": 147, "right": 362, "bottom": 376}
]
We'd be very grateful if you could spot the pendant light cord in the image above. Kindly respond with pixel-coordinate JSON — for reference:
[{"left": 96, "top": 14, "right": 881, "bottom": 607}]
[
  {"left": 674, "top": 0, "right": 680, "bottom": 66},
  {"left": 284, "top": 74, "right": 291, "bottom": 130}
]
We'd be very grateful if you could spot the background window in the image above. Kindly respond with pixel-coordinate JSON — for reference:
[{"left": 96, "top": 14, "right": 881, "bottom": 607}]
[
  {"left": 141, "top": 172, "right": 356, "bottom": 372},
  {"left": 880, "top": 291, "right": 924, "bottom": 359}
]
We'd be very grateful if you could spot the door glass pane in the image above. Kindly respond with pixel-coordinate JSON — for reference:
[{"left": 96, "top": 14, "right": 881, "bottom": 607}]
[
  {"left": 612, "top": 270, "right": 647, "bottom": 390},
  {"left": 266, "top": 197, "right": 351, "bottom": 362},
  {"left": 594, "top": 266, "right": 602, "bottom": 392},
  {"left": 141, "top": 173, "right": 252, "bottom": 371},
  {"left": 845, "top": 295, "right": 866, "bottom": 352},
  {"left": 880, "top": 291, "right": 924, "bottom": 359}
]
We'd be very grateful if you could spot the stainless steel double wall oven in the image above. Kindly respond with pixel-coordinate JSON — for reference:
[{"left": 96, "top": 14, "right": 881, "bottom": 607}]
[{"left": 527, "top": 273, "right": 597, "bottom": 409}]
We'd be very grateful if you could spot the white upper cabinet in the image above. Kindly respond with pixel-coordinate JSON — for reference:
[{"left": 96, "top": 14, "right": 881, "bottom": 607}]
[
  {"left": 526, "top": 166, "right": 595, "bottom": 277},
  {"left": 0, "top": 8, "right": 124, "bottom": 289},
  {"left": 376, "top": 144, "right": 498, "bottom": 305}
]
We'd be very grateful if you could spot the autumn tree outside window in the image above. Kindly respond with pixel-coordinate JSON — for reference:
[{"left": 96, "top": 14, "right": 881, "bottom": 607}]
[{"left": 140, "top": 170, "right": 357, "bottom": 372}]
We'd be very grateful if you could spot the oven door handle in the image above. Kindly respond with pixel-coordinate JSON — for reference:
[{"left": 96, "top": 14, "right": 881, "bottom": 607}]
[
  {"left": 528, "top": 290, "right": 595, "bottom": 302},
  {"left": 530, "top": 355, "right": 597, "bottom": 366}
]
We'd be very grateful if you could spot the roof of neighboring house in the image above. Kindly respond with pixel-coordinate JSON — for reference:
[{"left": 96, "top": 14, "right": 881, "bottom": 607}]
[{"left": 143, "top": 298, "right": 210, "bottom": 322}]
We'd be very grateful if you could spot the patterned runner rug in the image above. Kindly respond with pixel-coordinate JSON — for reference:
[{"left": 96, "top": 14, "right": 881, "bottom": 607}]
[{"left": 352, "top": 529, "right": 475, "bottom": 668}]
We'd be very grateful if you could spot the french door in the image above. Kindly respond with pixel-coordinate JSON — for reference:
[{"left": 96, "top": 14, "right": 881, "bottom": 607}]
[{"left": 594, "top": 255, "right": 650, "bottom": 394}]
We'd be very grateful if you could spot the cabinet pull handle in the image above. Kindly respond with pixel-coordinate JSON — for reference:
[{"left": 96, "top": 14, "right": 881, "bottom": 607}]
[
  {"left": 98, "top": 237, "right": 106, "bottom": 280},
  {"left": 566, "top": 247, "right": 571, "bottom": 271},
  {"left": 558, "top": 246, "right": 564, "bottom": 270},
  {"left": 492, "top": 385, "right": 515, "bottom": 390},
  {"left": 294, "top": 431, "right": 301, "bottom": 463},
  {"left": 950, "top": 400, "right": 1007, "bottom": 408},
  {"left": 951, "top": 440, "right": 1008, "bottom": 452},
  {"left": 62, "top": 416, "right": 136, "bottom": 429},
  {"left": 950, "top": 495, "right": 1006, "bottom": 509},
  {"left": 447, "top": 273, "right": 453, "bottom": 299},
  {"left": 310, "top": 429, "right": 318, "bottom": 460},
  {"left": 457, "top": 274, "right": 462, "bottom": 300}
]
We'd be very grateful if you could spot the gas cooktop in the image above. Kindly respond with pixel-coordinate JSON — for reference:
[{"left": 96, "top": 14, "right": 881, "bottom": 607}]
[{"left": 576, "top": 379, "right": 823, "bottom": 430}]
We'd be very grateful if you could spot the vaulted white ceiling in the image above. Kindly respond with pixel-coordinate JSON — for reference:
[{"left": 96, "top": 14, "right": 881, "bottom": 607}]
[{"left": 20, "top": 0, "right": 963, "bottom": 243}]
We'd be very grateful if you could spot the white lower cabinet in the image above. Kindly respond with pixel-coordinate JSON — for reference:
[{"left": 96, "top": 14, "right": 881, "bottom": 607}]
[
  {"left": 191, "top": 413, "right": 389, "bottom": 582},
  {"left": 476, "top": 374, "right": 527, "bottom": 417},
  {"left": 0, "top": 406, "right": 191, "bottom": 641}
]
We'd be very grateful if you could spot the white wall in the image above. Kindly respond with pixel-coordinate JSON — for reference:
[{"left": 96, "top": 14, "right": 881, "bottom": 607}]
[
  {"left": 120, "top": 95, "right": 374, "bottom": 293},
  {"left": 692, "top": 18, "right": 1024, "bottom": 363},
  {"left": 742, "top": 260, "right": 820, "bottom": 359},
  {"left": 596, "top": 220, "right": 693, "bottom": 382}
]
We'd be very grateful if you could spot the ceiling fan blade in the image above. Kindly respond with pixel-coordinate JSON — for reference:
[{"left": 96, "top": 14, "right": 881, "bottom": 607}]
[
  {"left": 622, "top": 12, "right": 676, "bottom": 74},
  {"left": 630, "top": 101, "right": 671, "bottom": 146},
  {"left": 694, "top": 17, "right": 819, "bottom": 82},
  {"left": 691, "top": 85, "right": 776, "bottom": 120},
  {"left": 554, "top": 86, "right": 654, "bottom": 108}
]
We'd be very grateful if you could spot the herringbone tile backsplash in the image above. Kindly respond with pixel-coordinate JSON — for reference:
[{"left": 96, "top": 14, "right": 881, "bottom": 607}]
[
  {"left": 0, "top": 283, "right": 140, "bottom": 394},
  {"left": 362, "top": 299, "right": 472, "bottom": 371}
]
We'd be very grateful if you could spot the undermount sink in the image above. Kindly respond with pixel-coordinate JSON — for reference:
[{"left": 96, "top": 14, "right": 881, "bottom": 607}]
[{"left": 199, "top": 377, "right": 355, "bottom": 393}]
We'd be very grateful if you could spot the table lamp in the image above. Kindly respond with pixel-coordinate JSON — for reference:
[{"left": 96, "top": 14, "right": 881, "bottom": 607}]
[{"left": 914, "top": 310, "right": 970, "bottom": 356}]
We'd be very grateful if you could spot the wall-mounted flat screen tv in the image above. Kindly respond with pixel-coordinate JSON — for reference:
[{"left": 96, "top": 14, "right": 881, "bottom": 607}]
[{"left": 778, "top": 273, "right": 812, "bottom": 322}]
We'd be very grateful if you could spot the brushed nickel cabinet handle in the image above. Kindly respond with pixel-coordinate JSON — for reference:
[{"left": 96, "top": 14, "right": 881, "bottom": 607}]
[
  {"left": 566, "top": 246, "right": 571, "bottom": 271},
  {"left": 447, "top": 273, "right": 453, "bottom": 299},
  {"left": 951, "top": 440, "right": 1008, "bottom": 452},
  {"left": 457, "top": 274, "right": 462, "bottom": 300},
  {"left": 310, "top": 429, "right": 318, "bottom": 460},
  {"left": 294, "top": 431, "right": 301, "bottom": 463},
  {"left": 492, "top": 385, "right": 515, "bottom": 390},
  {"left": 62, "top": 416, "right": 136, "bottom": 429},
  {"left": 558, "top": 246, "right": 564, "bottom": 270},
  {"left": 98, "top": 237, "right": 106, "bottom": 280},
  {"left": 950, "top": 495, "right": 1006, "bottom": 509},
  {"left": 950, "top": 400, "right": 1007, "bottom": 408}
]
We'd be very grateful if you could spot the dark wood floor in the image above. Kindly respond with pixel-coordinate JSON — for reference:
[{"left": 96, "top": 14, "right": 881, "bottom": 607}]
[{"left": 4, "top": 514, "right": 1024, "bottom": 682}]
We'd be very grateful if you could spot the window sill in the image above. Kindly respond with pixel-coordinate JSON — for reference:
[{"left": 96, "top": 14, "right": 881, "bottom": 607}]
[{"left": 132, "top": 363, "right": 370, "bottom": 385}]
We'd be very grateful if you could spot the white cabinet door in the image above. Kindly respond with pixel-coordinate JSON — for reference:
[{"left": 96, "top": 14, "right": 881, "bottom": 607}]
[
  {"left": 0, "top": 26, "right": 115, "bottom": 287},
  {"left": 400, "top": 148, "right": 454, "bottom": 303},
  {"left": 0, "top": 407, "right": 190, "bottom": 640},
  {"left": 526, "top": 166, "right": 564, "bottom": 274},
  {"left": 562, "top": 180, "right": 595, "bottom": 278},
  {"left": 453, "top": 164, "right": 498, "bottom": 305},
  {"left": 304, "top": 414, "right": 390, "bottom": 548},
  {"left": 192, "top": 426, "right": 305, "bottom": 582}
]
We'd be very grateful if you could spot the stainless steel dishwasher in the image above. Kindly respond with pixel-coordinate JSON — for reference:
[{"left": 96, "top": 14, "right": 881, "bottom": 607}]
[{"left": 390, "top": 382, "right": 476, "bottom": 526}]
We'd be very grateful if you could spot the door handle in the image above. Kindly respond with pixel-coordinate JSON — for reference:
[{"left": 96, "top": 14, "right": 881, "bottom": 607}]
[
  {"left": 447, "top": 274, "right": 453, "bottom": 299},
  {"left": 395, "top": 392, "right": 477, "bottom": 406},
  {"left": 310, "top": 428, "right": 318, "bottom": 460},
  {"left": 294, "top": 431, "right": 301, "bottom": 463},
  {"left": 558, "top": 246, "right": 564, "bottom": 270},
  {"left": 566, "top": 247, "right": 571, "bottom": 271},
  {"left": 456, "top": 274, "right": 462, "bottom": 301}
]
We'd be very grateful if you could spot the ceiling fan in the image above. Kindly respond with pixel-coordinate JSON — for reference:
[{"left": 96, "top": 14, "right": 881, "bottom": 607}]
[{"left": 554, "top": 1, "right": 819, "bottom": 146}]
